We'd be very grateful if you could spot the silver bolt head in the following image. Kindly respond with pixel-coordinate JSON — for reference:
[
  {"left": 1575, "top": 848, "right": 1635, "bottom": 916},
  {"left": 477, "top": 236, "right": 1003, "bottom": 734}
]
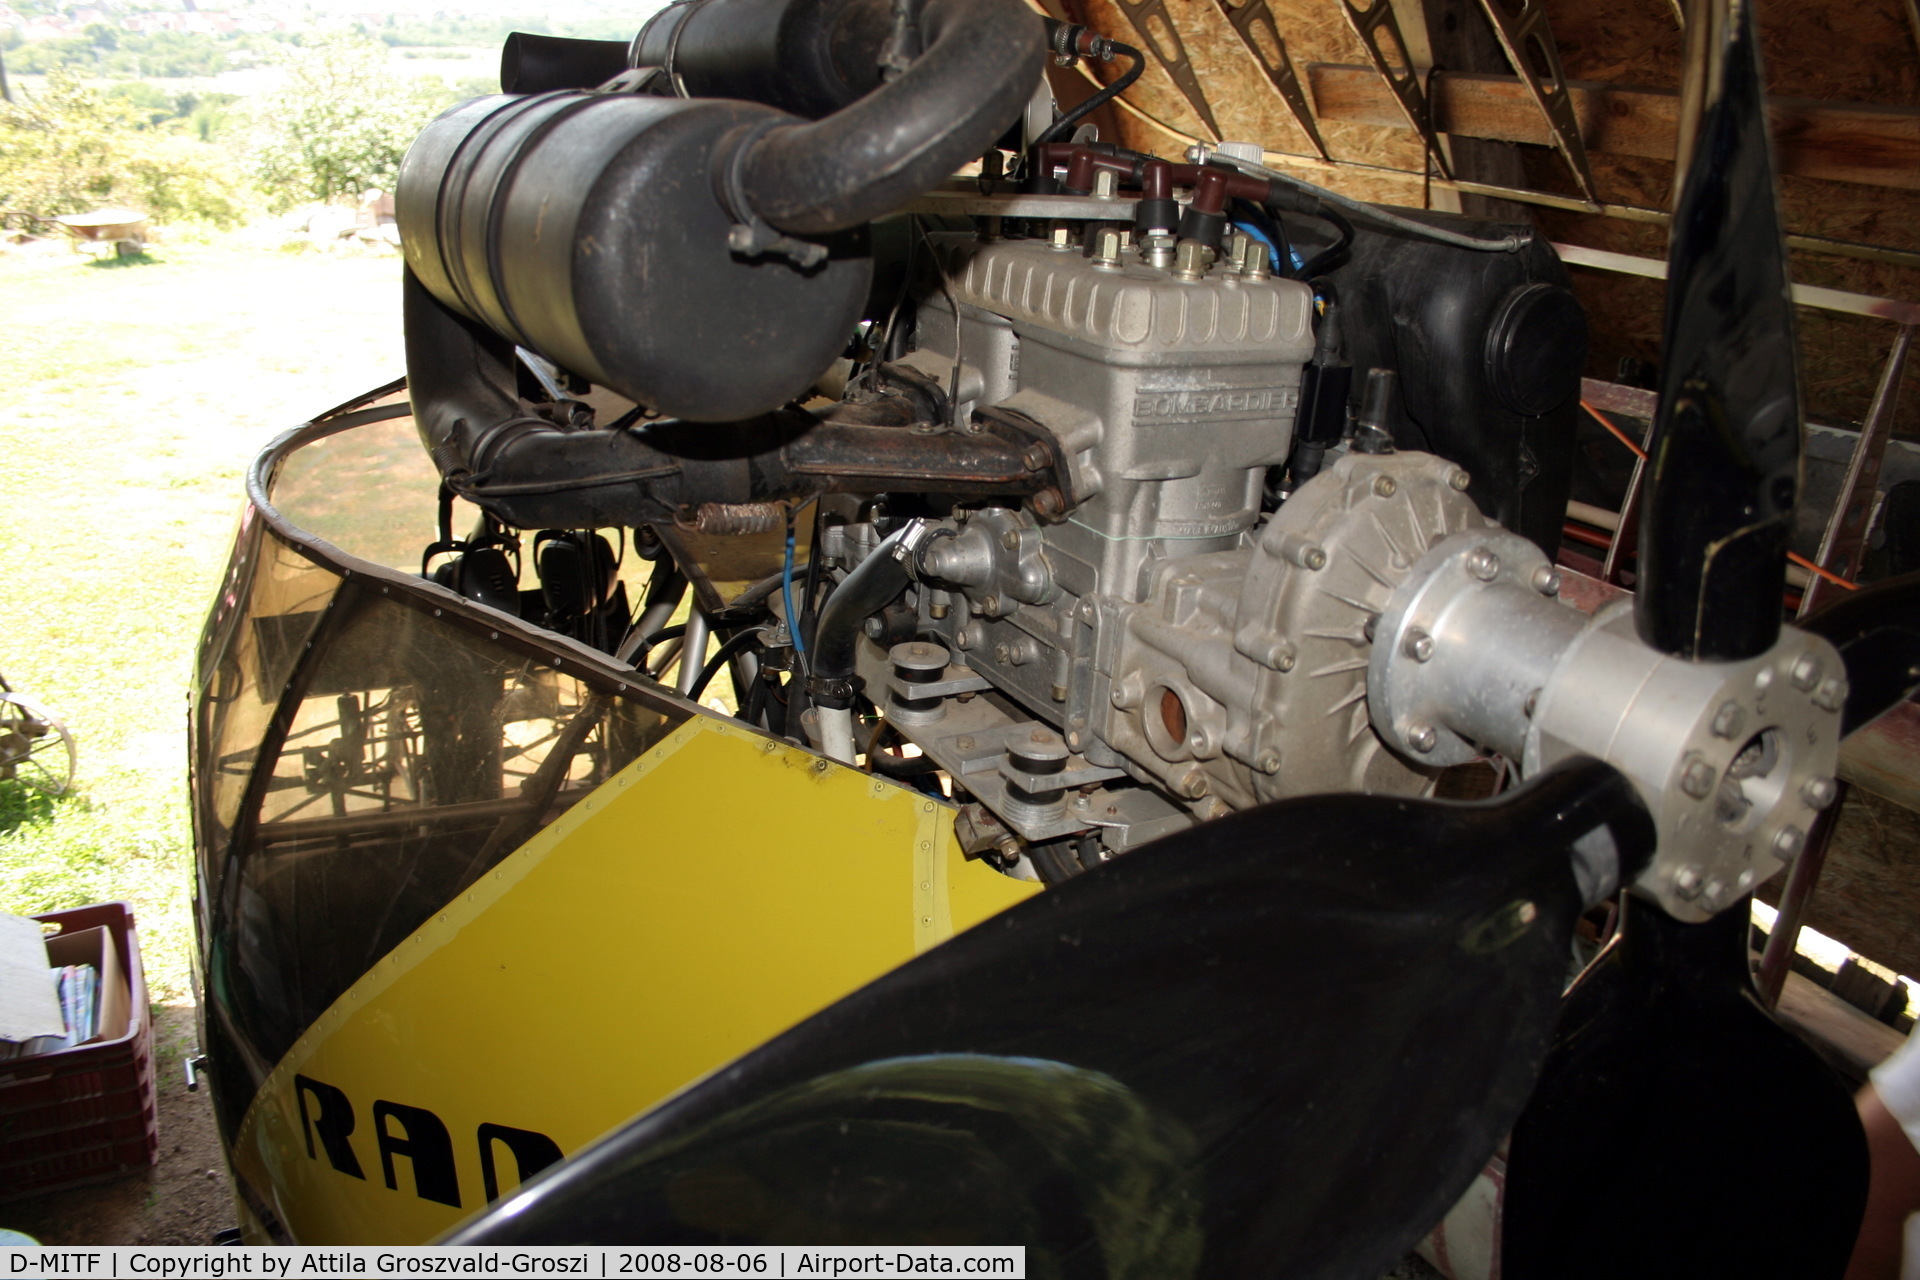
[
  {"left": 1790, "top": 652, "right": 1823, "bottom": 691},
  {"left": 1814, "top": 676, "right": 1847, "bottom": 713},
  {"left": 1403, "top": 629, "right": 1435, "bottom": 663},
  {"left": 955, "top": 627, "right": 973, "bottom": 649},
  {"left": 1466, "top": 547, "right": 1500, "bottom": 581},
  {"left": 1531, "top": 565, "right": 1561, "bottom": 596},
  {"left": 1801, "top": 776, "right": 1838, "bottom": 810},
  {"left": 1774, "top": 825, "right": 1806, "bottom": 858},
  {"left": 1710, "top": 700, "right": 1746, "bottom": 739},
  {"left": 981, "top": 594, "right": 1001, "bottom": 616},
  {"left": 1673, "top": 866, "right": 1701, "bottom": 896},
  {"left": 1372, "top": 475, "right": 1398, "bottom": 498},
  {"left": 1449, "top": 468, "right": 1473, "bottom": 491},
  {"left": 1406, "top": 721, "right": 1438, "bottom": 753},
  {"left": 1179, "top": 769, "right": 1209, "bottom": 798},
  {"left": 993, "top": 643, "right": 1012, "bottom": 664},
  {"left": 1257, "top": 751, "right": 1281, "bottom": 774},
  {"left": 1303, "top": 547, "right": 1327, "bottom": 570},
  {"left": 1701, "top": 878, "right": 1727, "bottom": 907},
  {"left": 1680, "top": 757, "right": 1717, "bottom": 799},
  {"left": 1001, "top": 529, "right": 1020, "bottom": 551},
  {"left": 1066, "top": 731, "right": 1083, "bottom": 750}
]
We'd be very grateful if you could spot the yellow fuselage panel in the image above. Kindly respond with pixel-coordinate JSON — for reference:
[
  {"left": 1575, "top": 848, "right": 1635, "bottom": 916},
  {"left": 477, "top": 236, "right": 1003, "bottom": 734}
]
[{"left": 232, "top": 717, "right": 1037, "bottom": 1244}]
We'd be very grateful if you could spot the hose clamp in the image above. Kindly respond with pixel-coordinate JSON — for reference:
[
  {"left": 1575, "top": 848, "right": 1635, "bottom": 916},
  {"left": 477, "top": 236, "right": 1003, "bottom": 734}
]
[{"left": 715, "top": 119, "right": 830, "bottom": 270}]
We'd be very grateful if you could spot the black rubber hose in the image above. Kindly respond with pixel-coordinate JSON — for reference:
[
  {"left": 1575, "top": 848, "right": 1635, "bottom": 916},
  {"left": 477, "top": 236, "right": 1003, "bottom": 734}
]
[
  {"left": 685, "top": 629, "right": 767, "bottom": 702},
  {"left": 738, "top": 0, "right": 1045, "bottom": 235},
  {"left": 1032, "top": 38, "right": 1143, "bottom": 148},
  {"left": 1294, "top": 204, "right": 1355, "bottom": 279},
  {"left": 808, "top": 530, "right": 914, "bottom": 699},
  {"left": 499, "top": 33, "right": 630, "bottom": 93}
]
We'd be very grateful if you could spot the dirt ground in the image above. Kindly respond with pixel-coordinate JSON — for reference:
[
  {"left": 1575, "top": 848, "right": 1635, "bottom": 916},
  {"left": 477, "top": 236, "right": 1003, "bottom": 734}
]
[{"left": 1, "top": 1004, "right": 236, "bottom": 1245}]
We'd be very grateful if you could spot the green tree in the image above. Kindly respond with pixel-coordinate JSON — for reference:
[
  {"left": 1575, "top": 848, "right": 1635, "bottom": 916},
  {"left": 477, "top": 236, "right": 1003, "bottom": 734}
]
[
  {"left": 0, "top": 69, "right": 249, "bottom": 226},
  {"left": 246, "top": 34, "right": 450, "bottom": 209}
]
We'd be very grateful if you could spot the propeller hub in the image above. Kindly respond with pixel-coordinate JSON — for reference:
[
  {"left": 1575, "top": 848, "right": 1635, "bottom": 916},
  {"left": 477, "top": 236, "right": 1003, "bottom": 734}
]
[{"left": 1370, "top": 531, "right": 1843, "bottom": 921}]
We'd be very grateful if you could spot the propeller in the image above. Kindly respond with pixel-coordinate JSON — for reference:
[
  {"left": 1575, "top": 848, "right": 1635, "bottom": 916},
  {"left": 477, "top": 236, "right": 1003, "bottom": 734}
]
[
  {"left": 1501, "top": 1, "right": 1920, "bottom": 1274},
  {"left": 449, "top": 759, "right": 1653, "bottom": 1278}
]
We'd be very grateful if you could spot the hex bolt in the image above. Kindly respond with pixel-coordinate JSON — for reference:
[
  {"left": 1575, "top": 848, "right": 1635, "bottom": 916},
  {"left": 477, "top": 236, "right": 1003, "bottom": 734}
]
[
  {"left": 1172, "top": 239, "right": 1210, "bottom": 282},
  {"left": 981, "top": 594, "right": 1001, "bottom": 617},
  {"left": 1372, "top": 474, "right": 1398, "bottom": 498},
  {"left": 993, "top": 643, "right": 1012, "bottom": 664},
  {"left": 1449, "top": 469, "right": 1472, "bottom": 491},
  {"left": 1257, "top": 750, "right": 1282, "bottom": 774},
  {"left": 1092, "top": 168, "right": 1118, "bottom": 199},
  {"left": 1679, "top": 755, "right": 1717, "bottom": 799},
  {"left": 1673, "top": 867, "right": 1702, "bottom": 897},
  {"left": 1710, "top": 700, "right": 1746, "bottom": 739},
  {"left": 863, "top": 617, "right": 885, "bottom": 638},
  {"left": 1066, "top": 730, "right": 1083, "bottom": 750},
  {"left": 1406, "top": 721, "right": 1438, "bottom": 753},
  {"left": 1701, "top": 878, "right": 1727, "bottom": 907},
  {"left": 1001, "top": 529, "right": 1021, "bottom": 551},
  {"left": 1091, "top": 228, "right": 1125, "bottom": 269},
  {"left": 1302, "top": 546, "right": 1327, "bottom": 570},
  {"left": 1814, "top": 676, "right": 1847, "bottom": 713},
  {"left": 1790, "top": 652, "right": 1823, "bottom": 691},
  {"left": 1048, "top": 222, "right": 1073, "bottom": 251},
  {"left": 1530, "top": 565, "right": 1561, "bottom": 596},
  {"left": 1801, "top": 776, "right": 1838, "bottom": 810},
  {"left": 1178, "top": 768, "right": 1210, "bottom": 798},
  {"left": 955, "top": 627, "right": 974, "bottom": 650},
  {"left": 1403, "top": 629, "right": 1435, "bottom": 662},
  {"left": 1466, "top": 547, "right": 1500, "bottom": 581},
  {"left": 1774, "top": 825, "right": 1806, "bottom": 858}
]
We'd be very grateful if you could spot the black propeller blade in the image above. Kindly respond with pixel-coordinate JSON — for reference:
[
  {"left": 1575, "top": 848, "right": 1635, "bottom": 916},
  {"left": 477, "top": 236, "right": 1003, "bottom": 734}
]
[
  {"left": 1799, "top": 568, "right": 1920, "bottom": 736},
  {"left": 1503, "top": 895, "right": 1869, "bottom": 1278},
  {"left": 450, "top": 759, "right": 1652, "bottom": 1279},
  {"left": 1506, "top": 2, "right": 1876, "bottom": 1273},
  {"left": 1634, "top": 0, "right": 1802, "bottom": 663}
]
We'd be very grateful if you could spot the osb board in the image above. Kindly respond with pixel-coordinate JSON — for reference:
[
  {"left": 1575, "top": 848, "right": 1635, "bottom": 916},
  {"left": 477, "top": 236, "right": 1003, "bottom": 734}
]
[{"left": 1070, "top": 0, "right": 1437, "bottom": 204}]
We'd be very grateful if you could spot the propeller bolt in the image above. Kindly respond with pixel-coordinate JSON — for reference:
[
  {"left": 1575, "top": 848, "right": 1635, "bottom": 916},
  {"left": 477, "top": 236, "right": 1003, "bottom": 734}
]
[
  {"left": 1531, "top": 565, "right": 1562, "bottom": 596},
  {"left": 1679, "top": 755, "right": 1717, "bottom": 799},
  {"left": 1449, "top": 468, "right": 1472, "bottom": 491},
  {"left": 1710, "top": 700, "right": 1746, "bottom": 739},
  {"left": 1802, "top": 776, "right": 1838, "bottom": 810},
  {"left": 1790, "top": 652, "right": 1823, "bottom": 691},
  {"left": 1701, "top": 878, "right": 1728, "bottom": 907},
  {"left": 1372, "top": 475, "right": 1398, "bottom": 498},
  {"left": 1466, "top": 547, "right": 1501, "bottom": 581},
  {"left": 1774, "top": 826, "right": 1806, "bottom": 858},
  {"left": 1813, "top": 676, "right": 1847, "bottom": 713},
  {"left": 1406, "top": 721, "right": 1438, "bottom": 753},
  {"left": 1673, "top": 867, "right": 1702, "bottom": 898},
  {"left": 1403, "top": 629, "right": 1435, "bottom": 662}
]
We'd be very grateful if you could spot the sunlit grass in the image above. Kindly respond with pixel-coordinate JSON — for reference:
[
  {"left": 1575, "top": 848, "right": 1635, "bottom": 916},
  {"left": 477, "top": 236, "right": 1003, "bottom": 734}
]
[{"left": 0, "top": 236, "right": 408, "bottom": 1000}]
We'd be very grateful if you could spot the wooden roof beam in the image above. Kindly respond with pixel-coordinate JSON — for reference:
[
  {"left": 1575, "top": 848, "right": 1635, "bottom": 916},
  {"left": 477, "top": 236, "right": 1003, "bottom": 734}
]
[{"left": 1307, "top": 63, "right": 1920, "bottom": 191}]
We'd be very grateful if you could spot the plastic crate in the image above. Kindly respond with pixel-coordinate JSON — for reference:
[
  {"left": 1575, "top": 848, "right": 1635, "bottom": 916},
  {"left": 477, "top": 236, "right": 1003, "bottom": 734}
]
[{"left": 0, "top": 902, "right": 158, "bottom": 1202}]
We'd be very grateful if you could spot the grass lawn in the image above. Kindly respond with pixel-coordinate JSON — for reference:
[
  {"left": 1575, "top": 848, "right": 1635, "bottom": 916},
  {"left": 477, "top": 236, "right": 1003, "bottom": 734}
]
[{"left": 0, "top": 238, "right": 408, "bottom": 1000}]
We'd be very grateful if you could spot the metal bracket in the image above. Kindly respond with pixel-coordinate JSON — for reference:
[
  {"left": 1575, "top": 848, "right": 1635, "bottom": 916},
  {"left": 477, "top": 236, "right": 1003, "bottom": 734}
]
[
  {"left": 1111, "top": 0, "right": 1223, "bottom": 141},
  {"left": 1798, "top": 324, "right": 1915, "bottom": 617},
  {"left": 1339, "top": 0, "right": 1453, "bottom": 179},
  {"left": 1469, "top": 0, "right": 1599, "bottom": 204},
  {"left": 1210, "top": 0, "right": 1331, "bottom": 160}
]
